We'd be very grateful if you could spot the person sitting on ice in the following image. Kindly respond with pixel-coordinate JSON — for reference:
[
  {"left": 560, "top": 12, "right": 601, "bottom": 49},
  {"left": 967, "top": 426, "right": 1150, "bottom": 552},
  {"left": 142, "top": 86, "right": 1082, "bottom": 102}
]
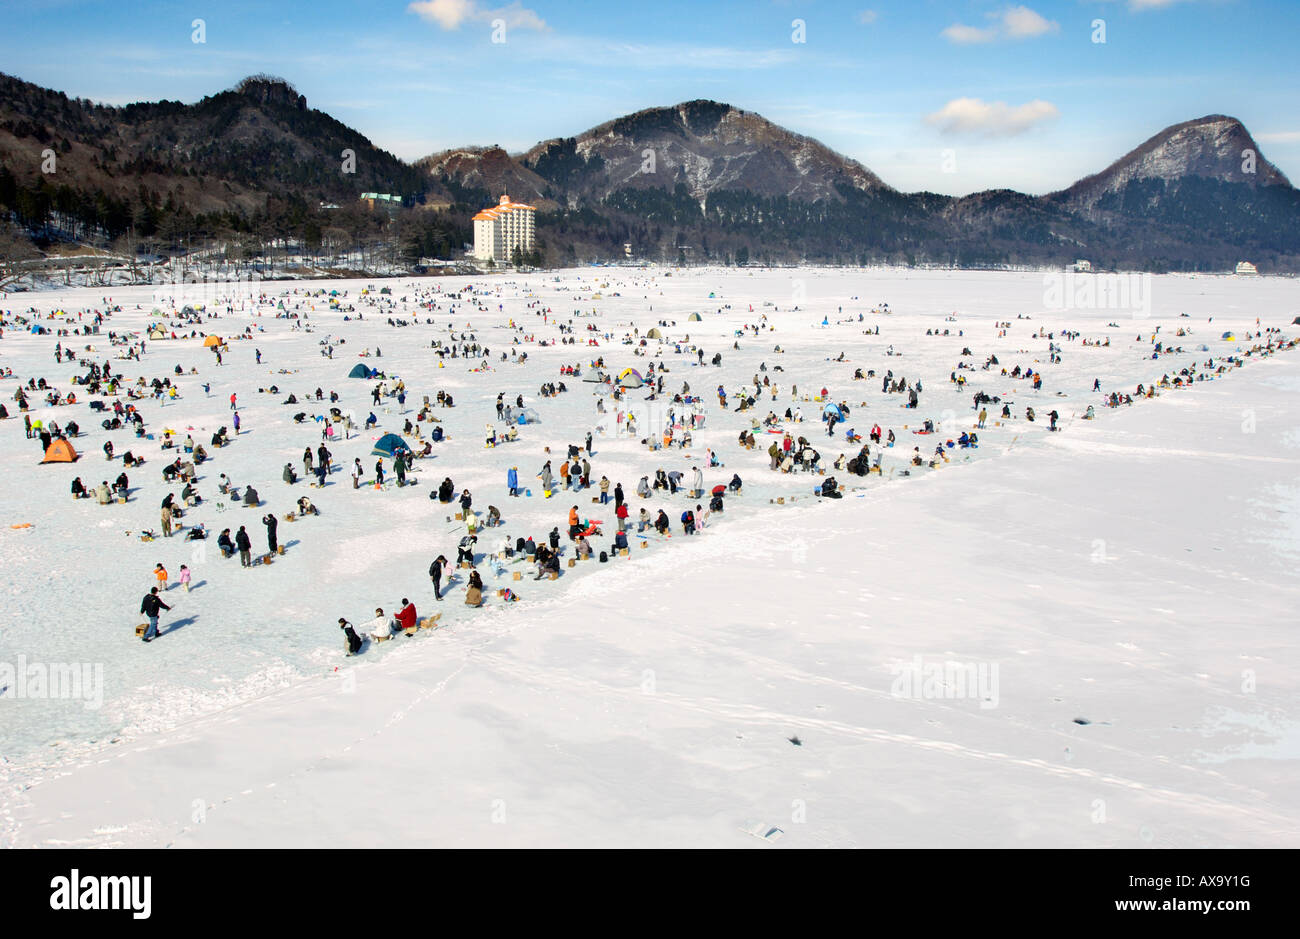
[
  {"left": 395, "top": 599, "right": 418, "bottom": 635},
  {"left": 365, "top": 608, "right": 395, "bottom": 641},
  {"left": 296, "top": 496, "right": 319, "bottom": 516}
]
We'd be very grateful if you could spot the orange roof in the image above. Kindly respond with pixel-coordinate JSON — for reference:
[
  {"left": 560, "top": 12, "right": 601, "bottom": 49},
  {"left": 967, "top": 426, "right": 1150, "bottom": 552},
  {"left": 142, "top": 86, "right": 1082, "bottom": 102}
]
[{"left": 473, "top": 194, "right": 536, "bottom": 220}]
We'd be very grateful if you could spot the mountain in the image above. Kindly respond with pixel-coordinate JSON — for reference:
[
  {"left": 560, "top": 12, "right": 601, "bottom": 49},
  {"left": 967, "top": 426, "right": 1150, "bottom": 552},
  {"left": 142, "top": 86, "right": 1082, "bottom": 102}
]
[
  {"left": 2, "top": 72, "right": 1298, "bottom": 273},
  {"left": 1044, "top": 115, "right": 1300, "bottom": 270},
  {"left": 517, "top": 100, "right": 888, "bottom": 207},
  {"left": 1057, "top": 114, "right": 1291, "bottom": 213},
  {"left": 0, "top": 72, "right": 464, "bottom": 262},
  {"left": 415, "top": 146, "right": 555, "bottom": 210}
]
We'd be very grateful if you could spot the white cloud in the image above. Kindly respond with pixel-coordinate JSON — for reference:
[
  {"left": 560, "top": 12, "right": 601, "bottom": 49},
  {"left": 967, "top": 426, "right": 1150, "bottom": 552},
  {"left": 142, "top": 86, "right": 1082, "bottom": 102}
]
[
  {"left": 925, "top": 97, "right": 1060, "bottom": 136},
  {"left": 942, "top": 24, "right": 999, "bottom": 45},
  {"left": 1256, "top": 131, "right": 1300, "bottom": 143},
  {"left": 856, "top": 10, "right": 879, "bottom": 25},
  {"left": 1001, "top": 6, "right": 1058, "bottom": 38},
  {"left": 408, "top": 0, "right": 547, "bottom": 31},
  {"left": 942, "top": 6, "right": 1059, "bottom": 44}
]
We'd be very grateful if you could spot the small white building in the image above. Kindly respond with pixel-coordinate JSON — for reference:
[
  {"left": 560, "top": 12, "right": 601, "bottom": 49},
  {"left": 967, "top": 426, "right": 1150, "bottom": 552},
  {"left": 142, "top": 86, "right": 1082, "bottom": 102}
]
[
  {"left": 1235, "top": 260, "right": 1259, "bottom": 276},
  {"left": 473, "top": 194, "right": 537, "bottom": 263},
  {"left": 1073, "top": 259, "right": 1092, "bottom": 273}
]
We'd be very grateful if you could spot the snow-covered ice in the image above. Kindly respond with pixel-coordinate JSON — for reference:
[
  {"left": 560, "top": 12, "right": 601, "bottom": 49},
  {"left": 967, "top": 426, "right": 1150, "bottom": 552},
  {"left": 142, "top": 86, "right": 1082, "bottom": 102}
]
[{"left": 1, "top": 267, "right": 1297, "bottom": 847}]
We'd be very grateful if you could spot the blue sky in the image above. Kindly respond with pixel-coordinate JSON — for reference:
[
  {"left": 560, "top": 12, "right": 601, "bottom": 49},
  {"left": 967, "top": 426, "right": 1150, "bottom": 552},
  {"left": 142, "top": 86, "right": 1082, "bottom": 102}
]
[{"left": 3, "top": 0, "right": 1298, "bottom": 195}]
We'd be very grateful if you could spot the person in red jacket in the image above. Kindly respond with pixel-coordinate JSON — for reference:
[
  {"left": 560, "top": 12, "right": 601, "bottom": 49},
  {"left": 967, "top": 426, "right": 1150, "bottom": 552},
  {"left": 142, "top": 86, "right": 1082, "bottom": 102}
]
[
  {"left": 395, "top": 598, "right": 418, "bottom": 635},
  {"left": 615, "top": 500, "right": 630, "bottom": 532}
]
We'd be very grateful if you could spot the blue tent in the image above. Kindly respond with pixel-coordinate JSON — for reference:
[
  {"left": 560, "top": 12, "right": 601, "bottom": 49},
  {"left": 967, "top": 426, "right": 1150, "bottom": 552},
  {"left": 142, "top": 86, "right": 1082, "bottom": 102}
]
[
  {"left": 823, "top": 402, "right": 844, "bottom": 421},
  {"left": 348, "top": 363, "right": 372, "bottom": 379},
  {"left": 1221, "top": 331, "right": 1235, "bottom": 340},
  {"left": 372, "top": 433, "right": 410, "bottom": 456}
]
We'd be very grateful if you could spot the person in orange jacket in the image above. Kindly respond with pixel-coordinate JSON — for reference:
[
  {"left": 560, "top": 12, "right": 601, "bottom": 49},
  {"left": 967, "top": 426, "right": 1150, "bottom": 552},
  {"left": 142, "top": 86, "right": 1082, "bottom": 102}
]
[{"left": 153, "top": 562, "right": 168, "bottom": 588}]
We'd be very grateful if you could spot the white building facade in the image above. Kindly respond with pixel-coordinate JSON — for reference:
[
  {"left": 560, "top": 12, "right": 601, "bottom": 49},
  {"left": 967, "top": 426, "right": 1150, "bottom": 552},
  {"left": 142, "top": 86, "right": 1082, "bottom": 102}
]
[{"left": 473, "top": 195, "right": 537, "bottom": 263}]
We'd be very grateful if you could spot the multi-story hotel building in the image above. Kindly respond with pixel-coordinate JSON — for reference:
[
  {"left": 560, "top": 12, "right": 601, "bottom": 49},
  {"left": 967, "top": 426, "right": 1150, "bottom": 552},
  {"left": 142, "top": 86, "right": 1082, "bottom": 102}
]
[{"left": 473, "top": 194, "right": 536, "bottom": 263}]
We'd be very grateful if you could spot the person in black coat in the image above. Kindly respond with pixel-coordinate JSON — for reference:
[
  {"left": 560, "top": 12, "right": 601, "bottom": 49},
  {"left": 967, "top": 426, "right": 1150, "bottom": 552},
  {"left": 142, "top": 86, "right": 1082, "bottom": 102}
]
[
  {"left": 429, "top": 555, "right": 448, "bottom": 600},
  {"left": 235, "top": 526, "right": 253, "bottom": 567},
  {"left": 339, "top": 618, "right": 363, "bottom": 656},
  {"left": 140, "top": 588, "right": 171, "bottom": 642},
  {"left": 263, "top": 513, "right": 278, "bottom": 552}
]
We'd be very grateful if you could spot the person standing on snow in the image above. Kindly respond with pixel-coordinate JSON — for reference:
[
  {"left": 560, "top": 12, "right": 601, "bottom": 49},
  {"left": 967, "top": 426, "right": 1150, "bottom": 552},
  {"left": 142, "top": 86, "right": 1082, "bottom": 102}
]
[
  {"left": 691, "top": 466, "right": 703, "bottom": 499},
  {"left": 506, "top": 466, "right": 518, "bottom": 496},
  {"left": 235, "top": 526, "right": 253, "bottom": 567},
  {"left": 140, "top": 587, "right": 171, "bottom": 643},
  {"left": 429, "top": 555, "right": 448, "bottom": 600},
  {"left": 263, "top": 513, "right": 278, "bottom": 553}
]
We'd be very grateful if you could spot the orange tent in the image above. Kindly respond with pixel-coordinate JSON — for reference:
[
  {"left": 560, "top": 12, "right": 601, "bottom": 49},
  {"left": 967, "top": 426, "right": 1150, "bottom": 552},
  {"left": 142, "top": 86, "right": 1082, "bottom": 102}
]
[
  {"left": 41, "top": 439, "right": 78, "bottom": 463},
  {"left": 203, "top": 335, "right": 223, "bottom": 347}
]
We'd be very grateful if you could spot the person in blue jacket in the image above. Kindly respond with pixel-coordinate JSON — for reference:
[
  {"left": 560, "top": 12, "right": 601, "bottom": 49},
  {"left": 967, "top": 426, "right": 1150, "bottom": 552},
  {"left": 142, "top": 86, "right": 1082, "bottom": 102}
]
[{"left": 507, "top": 466, "right": 519, "bottom": 496}]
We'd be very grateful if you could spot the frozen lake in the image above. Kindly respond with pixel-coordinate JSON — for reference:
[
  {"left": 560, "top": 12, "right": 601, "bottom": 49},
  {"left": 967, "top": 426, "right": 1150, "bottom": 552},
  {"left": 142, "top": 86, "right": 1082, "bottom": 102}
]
[{"left": 2, "top": 266, "right": 1298, "bottom": 847}]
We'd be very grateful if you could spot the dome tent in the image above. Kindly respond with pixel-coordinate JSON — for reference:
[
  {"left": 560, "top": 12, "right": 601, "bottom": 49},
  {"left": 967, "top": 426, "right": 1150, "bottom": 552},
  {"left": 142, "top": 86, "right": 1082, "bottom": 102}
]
[
  {"left": 203, "top": 335, "right": 223, "bottom": 347},
  {"left": 688, "top": 312, "right": 702, "bottom": 322},
  {"left": 371, "top": 433, "right": 411, "bottom": 456},
  {"left": 517, "top": 408, "right": 541, "bottom": 425},
  {"left": 348, "top": 363, "right": 373, "bottom": 379},
  {"left": 582, "top": 369, "right": 608, "bottom": 383},
  {"left": 148, "top": 325, "right": 168, "bottom": 340},
  {"left": 41, "top": 438, "right": 79, "bottom": 463},
  {"left": 822, "top": 402, "right": 845, "bottom": 421},
  {"left": 617, "top": 368, "right": 644, "bottom": 388},
  {"left": 645, "top": 328, "right": 662, "bottom": 340}
]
